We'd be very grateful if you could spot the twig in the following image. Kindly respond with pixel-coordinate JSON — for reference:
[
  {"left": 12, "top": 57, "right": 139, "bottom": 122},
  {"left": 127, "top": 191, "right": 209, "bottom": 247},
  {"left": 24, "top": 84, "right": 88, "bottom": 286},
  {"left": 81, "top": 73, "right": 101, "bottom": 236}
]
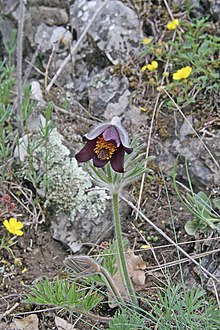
[
  {"left": 163, "top": 0, "right": 174, "bottom": 20},
  {"left": 45, "top": 45, "right": 56, "bottom": 90},
  {"left": 16, "top": 0, "right": 26, "bottom": 133},
  {"left": 0, "top": 302, "right": 20, "bottom": 320},
  {"left": 135, "top": 31, "right": 177, "bottom": 219},
  {"left": 146, "top": 248, "right": 220, "bottom": 273},
  {"left": 46, "top": 0, "right": 109, "bottom": 93},
  {"left": 120, "top": 194, "right": 220, "bottom": 284}
]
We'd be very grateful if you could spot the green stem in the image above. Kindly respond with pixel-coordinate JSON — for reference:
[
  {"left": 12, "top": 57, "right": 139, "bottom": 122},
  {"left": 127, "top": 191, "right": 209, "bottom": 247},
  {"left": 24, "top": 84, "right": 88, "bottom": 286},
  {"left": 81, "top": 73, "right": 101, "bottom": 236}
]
[
  {"left": 100, "top": 265, "right": 124, "bottom": 306},
  {"left": 112, "top": 192, "right": 138, "bottom": 306}
]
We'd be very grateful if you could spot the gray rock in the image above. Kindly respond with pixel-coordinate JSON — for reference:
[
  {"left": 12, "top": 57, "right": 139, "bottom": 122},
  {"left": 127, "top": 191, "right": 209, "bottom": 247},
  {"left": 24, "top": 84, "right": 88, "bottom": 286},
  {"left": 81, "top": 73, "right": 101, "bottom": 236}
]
[
  {"left": 30, "top": 81, "right": 44, "bottom": 102},
  {"left": 171, "top": 0, "right": 220, "bottom": 20},
  {"left": 207, "top": 265, "right": 220, "bottom": 294},
  {"left": 34, "top": 24, "right": 71, "bottom": 52},
  {"left": 70, "top": 0, "right": 143, "bottom": 64},
  {"left": 0, "top": 14, "right": 17, "bottom": 60},
  {"left": 27, "top": 0, "right": 71, "bottom": 8},
  {"left": 88, "top": 68, "right": 130, "bottom": 118},
  {"left": 33, "top": 6, "right": 69, "bottom": 26},
  {"left": 0, "top": 0, "right": 19, "bottom": 15},
  {"left": 156, "top": 131, "right": 220, "bottom": 190},
  {"left": 179, "top": 115, "right": 194, "bottom": 142}
]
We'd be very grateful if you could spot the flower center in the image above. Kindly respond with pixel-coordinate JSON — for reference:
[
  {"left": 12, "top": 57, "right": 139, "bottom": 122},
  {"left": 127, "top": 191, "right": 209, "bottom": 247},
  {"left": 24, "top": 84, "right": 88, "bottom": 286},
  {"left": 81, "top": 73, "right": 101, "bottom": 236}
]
[{"left": 94, "top": 137, "right": 117, "bottom": 160}]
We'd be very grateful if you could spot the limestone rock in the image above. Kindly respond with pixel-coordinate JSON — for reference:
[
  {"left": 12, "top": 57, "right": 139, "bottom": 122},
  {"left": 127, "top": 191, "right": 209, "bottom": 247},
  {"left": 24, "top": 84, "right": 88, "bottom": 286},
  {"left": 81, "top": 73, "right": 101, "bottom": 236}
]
[
  {"left": 156, "top": 131, "right": 220, "bottom": 190},
  {"left": 70, "top": 0, "right": 143, "bottom": 64},
  {"left": 33, "top": 6, "right": 69, "bottom": 26},
  {"left": 88, "top": 68, "right": 130, "bottom": 118}
]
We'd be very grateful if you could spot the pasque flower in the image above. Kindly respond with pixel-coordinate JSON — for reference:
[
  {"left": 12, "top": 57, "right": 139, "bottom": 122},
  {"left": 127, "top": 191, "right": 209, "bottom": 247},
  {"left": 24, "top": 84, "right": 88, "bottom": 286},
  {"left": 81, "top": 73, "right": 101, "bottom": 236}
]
[
  {"left": 173, "top": 66, "right": 192, "bottom": 80},
  {"left": 3, "top": 217, "right": 24, "bottom": 236},
  {"left": 75, "top": 117, "right": 133, "bottom": 173}
]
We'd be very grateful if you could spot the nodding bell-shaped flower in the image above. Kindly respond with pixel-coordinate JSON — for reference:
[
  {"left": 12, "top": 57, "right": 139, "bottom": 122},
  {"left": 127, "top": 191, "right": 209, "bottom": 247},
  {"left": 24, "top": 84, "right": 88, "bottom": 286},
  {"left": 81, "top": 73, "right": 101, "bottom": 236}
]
[{"left": 75, "top": 117, "right": 133, "bottom": 173}]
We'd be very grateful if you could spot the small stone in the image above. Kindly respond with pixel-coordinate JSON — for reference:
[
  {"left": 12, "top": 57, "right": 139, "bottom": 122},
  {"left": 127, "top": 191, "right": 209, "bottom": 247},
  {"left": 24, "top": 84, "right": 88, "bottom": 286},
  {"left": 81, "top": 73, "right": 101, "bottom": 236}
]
[{"left": 38, "top": 6, "right": 69, "bottom": 26}]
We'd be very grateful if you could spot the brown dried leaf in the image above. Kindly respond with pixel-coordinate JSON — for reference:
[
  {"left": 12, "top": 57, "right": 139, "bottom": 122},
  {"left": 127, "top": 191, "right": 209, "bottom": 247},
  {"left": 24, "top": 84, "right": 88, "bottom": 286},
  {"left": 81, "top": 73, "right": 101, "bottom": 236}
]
[
  {"left": 55, "top": 316, "right": 76, "bottom": 330},
  {"left": 13, "top": 314, "right": 39, "bottom": 330},
  {"left": 127, "top": 248, "right": 146, "bottom": 285},
  {"left": 108, "top": 249, "right": 146, "bottom": 307}
]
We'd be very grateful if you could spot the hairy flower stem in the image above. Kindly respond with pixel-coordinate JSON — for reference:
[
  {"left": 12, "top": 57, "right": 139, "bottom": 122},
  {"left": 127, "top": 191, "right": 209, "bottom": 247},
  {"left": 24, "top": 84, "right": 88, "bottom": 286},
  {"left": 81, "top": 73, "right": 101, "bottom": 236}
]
[{"left": 112, "top": 192, "right": 138, "bottom": 306}]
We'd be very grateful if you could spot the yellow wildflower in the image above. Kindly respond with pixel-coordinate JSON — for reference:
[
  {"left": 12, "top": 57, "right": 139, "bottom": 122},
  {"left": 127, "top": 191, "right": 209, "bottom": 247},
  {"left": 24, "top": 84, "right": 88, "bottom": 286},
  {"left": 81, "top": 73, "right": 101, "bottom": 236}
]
[
  {"left": 141, "top": 65, "right": 148, "bottom": 72},
  {"left": 140, "top": 244, "right": 151, "bottom": 249},
  {"left": 142, "top": 37, "right": 151, "bottom": 45},
  {"left": 173, "top": 66, "right": 192, "bottom": 80},
  {"left": 147, "top": 60, "right": 158, "bottom": 71},
  {"left": 3, "top": 218, "right": 24, "bottom": 236},
  {"left": 22, "top": 267, "right": 28, "bottom": 274},
  {"left": 14, "top": 258, "right": 23, "bottom": 266},
  {"left": 167, "top": 19, "right": 179, "bottom": 30}
]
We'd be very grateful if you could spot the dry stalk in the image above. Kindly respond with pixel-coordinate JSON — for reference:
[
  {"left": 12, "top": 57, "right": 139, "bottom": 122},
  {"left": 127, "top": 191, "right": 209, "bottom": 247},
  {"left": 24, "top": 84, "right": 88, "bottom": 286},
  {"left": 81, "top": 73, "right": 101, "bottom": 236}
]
[
  {"left": 135, "top": 30, "right": 177, "bottom": 219},
  {"left": 16, "top": 0, "right": 26, "bottom": 133},
  {"left": 121, "top": 194, "right": 220, "bottom": 284}
]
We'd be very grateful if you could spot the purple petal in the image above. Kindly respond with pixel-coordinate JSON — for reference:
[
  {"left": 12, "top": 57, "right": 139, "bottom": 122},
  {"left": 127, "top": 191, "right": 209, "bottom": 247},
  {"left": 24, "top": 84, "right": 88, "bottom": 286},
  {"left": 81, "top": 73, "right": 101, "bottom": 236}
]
[
  {"left": 75, "top": 139, "right": 97, "bottom": 162},
  {"left": 110, "top": 146, "right": 125, "bottom": 173},
  {"left": 93, "top": 157, "right": 108, "bottom": 168},
  {"left": 123, "top": 146, "right": 133, "bottom": 154},
  {"left": 102, "top": 126, "right": 120, "bottom": 147},
  {"left": 84, "top": 123, "right": 111, "bottom": 140},
  {"left": 110, "top": 117, "right": 133, "bottom": 150}
]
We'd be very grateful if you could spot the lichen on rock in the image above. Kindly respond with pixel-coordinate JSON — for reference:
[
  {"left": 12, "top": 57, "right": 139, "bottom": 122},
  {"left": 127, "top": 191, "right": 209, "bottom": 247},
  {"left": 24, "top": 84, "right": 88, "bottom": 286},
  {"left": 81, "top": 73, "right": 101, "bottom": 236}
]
[{"left": 17, "top": 127, "right": 110, "bottom": 252}]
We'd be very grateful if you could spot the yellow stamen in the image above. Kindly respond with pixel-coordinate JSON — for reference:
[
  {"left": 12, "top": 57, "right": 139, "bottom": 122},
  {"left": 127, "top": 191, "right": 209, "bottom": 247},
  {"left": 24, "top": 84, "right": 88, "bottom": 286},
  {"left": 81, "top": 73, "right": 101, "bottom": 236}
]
[{"left": 94, "top": 137, "right": 117, "bottom": 160}]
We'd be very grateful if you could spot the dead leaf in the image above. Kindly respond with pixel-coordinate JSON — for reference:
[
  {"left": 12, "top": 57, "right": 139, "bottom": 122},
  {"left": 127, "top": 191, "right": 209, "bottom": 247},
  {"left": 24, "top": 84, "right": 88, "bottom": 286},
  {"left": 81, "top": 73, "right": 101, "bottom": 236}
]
[
  {"left": 108, "top": 249, "right": 146, "bottom": 307},
  {"left": 108, "top": 271, "right": 129, "bottom": 308},
  {"left": 13, "top": 314, "right": 39, "bottom": 330},
  {"left": 55, "top": 316, "right": 76, "bottom": 330},
  {"left": 127, "top": 248, "right": 146, "bottom": 286}
]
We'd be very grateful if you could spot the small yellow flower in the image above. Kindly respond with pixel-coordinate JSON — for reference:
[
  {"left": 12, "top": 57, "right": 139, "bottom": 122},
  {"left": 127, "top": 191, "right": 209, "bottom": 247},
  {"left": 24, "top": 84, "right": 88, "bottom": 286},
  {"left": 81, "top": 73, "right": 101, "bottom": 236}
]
[
  {"left": 3, "top": 218, "right": 24, "bottom": 236},
  {"left": 141, "top": 65, "right": 148, "bottom": 72},
  {"left": 147, "top": 60, "right": 158, "bottom": 71},
  {"left": 167, "top": 19, "right": 179, "bottom": 30},
  {"left": 173, "top": 66, "right": 192, "bottom": 80},
  {"left": 22, "top": 267, "right": 28, "bottom": 274},
  {"left": 163, "top": 72, "right": 169, "bottom": 78},
  {"left": 14, "top": 258, "right": 23, "bottom": 266},
  {"left": 142, "top": 37, "right": 151, "bottom": 45}
]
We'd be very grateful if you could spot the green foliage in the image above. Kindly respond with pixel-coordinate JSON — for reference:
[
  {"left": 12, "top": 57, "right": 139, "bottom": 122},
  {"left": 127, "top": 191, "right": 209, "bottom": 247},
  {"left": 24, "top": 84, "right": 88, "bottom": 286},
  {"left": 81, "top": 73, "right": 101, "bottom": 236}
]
[
  {"left": 167, "top": 18, "right": 219, "bottom": 102},
  {"left": 26, "top": 278, "right": 102, "bottom": 312},
  {"left": 0, "top": 33, "right": 35, "bottom": 181},
  {"left": 142, "top": 17, "right": 219, "bottom": 108},
  {"left": 3, "top": 29, "right": 17, "bottom": 65},
  {"left": 172, "top": 163, "right": 220, "bottom": 235},
  {"left": 144, "top": 282, "right": 220, "bottom": 329},
  {"left": 108, "top": 309, "right": 146, "bottom": 330},
  {"left": 0, "top": 60, "right": 17, "bottom": 180},
  {"left": 83, "top": 239, "right": 128, "bottom": 286}
]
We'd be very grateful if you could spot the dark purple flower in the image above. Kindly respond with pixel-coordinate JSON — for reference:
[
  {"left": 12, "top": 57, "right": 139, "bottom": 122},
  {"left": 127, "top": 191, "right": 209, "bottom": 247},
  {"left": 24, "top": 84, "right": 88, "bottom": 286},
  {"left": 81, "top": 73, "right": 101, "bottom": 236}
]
[{"left": 75, "top": 117, "right": 133, "bottom": 173}]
